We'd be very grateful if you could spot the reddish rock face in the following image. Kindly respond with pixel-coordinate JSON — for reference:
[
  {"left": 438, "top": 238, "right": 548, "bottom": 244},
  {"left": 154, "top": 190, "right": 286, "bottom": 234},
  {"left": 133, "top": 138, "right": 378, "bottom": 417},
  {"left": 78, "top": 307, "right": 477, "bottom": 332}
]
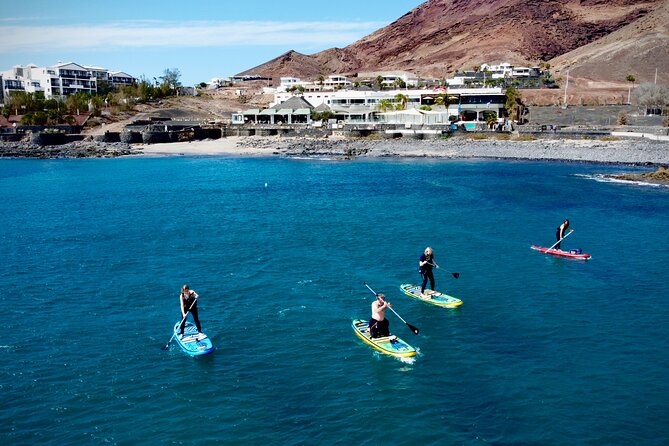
[{"left": 237, "top": 0, "right": 668, "bottom": 86}]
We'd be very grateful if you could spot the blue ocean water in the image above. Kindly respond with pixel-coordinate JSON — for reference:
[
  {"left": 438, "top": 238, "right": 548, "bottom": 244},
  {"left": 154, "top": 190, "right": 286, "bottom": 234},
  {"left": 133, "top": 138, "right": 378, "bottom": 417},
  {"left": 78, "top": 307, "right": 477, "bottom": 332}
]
[{"left": 1, "top": 156, "right": 668, "bottom": 445}]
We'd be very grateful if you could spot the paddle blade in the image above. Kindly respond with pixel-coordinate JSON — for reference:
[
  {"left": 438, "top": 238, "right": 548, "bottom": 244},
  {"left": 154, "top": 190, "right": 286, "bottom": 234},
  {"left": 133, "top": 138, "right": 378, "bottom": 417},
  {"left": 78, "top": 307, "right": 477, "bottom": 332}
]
[
  {"left": 161, "top": 343, "right": 170, "bottom": 350},
  {"left": 452, "top": 272, "right": 460, "bottom": 279},
  {"left": 407, "top": 323, "right": 420, "bottom": 335}
]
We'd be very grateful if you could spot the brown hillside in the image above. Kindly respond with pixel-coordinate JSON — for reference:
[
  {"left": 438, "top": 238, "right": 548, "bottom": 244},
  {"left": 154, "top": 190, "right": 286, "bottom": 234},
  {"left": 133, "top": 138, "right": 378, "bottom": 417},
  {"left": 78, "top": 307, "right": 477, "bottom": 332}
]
[
  {"left": 550, "top": 0, "right": 669, "bottom": 86},
  {"left": 238, "top": 0, "right": 667, "bottom": 91}
]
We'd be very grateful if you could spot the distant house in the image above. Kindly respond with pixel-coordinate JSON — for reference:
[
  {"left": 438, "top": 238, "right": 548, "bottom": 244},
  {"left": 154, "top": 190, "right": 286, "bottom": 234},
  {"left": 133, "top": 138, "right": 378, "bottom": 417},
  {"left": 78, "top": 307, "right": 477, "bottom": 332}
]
[
  {"left": 358, "top": 70, "right": 420, "bottom": 87},
  {"left": 242, "top": 96, "right": 314, "bottom": 125},
  {"left": 323, "top": 75, "right": 352, "bottom": 89},
  {"left": 208, "top": 77, "right": 232, "bottom": 89}
]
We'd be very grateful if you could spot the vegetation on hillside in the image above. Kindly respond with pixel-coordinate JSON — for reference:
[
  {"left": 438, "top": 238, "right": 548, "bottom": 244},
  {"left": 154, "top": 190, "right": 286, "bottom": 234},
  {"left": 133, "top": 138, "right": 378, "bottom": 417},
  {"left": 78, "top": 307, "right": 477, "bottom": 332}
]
[{"left": 1, "top": 68, "right": 183, "bottom": 125}]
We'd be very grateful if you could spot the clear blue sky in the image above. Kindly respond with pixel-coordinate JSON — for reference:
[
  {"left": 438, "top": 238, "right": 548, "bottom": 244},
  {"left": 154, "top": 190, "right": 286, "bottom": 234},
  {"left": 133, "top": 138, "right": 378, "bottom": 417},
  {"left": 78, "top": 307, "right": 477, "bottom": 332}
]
[{"left": 0, "top": 0, "right": 426, "bottom": 85}]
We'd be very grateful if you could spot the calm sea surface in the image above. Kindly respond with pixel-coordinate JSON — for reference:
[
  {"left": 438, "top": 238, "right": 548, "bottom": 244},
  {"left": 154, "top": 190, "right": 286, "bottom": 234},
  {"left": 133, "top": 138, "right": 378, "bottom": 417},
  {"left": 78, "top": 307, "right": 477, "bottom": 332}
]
[{"left": 1, "top": 156, "right": 668, "bottom": 445}]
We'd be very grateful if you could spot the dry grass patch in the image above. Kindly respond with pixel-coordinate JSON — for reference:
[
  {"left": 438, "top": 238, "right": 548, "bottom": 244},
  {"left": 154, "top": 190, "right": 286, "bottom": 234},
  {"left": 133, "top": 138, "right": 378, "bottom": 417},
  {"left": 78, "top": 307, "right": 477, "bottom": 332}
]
[
  {"left": 513, "top": 135, "right": 537, "bottom": 141},
  {"left": 466, "top": 133, "right": 490, "bottom": 140}
]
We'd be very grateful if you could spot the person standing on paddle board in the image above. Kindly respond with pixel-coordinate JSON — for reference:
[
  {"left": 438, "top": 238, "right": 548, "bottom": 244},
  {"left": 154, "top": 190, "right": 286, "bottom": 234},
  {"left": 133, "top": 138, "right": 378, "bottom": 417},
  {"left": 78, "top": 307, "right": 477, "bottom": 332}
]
[
  {"left": 179, "top": 284, "right": 202, "bottom": 339},
  {"left": 555, "top": 219, "right": 570, "bottom": 250},
  {"left": 419, "top": 247, "right": 439, "bottom": 297},
  {"left": 369, "top": 293, "right": 391, "bottom": 338}
]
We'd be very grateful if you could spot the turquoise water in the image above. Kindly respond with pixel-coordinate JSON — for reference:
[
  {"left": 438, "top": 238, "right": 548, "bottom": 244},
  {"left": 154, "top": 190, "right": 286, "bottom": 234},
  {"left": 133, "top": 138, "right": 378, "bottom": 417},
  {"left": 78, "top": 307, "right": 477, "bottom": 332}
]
[{"left": 1, "top": 156, "right": 668, "bottom": 445}]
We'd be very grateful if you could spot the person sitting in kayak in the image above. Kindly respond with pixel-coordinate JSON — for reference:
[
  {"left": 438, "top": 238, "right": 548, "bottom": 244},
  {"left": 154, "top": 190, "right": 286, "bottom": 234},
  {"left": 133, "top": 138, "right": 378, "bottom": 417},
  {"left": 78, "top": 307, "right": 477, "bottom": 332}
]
[
  {"left": 555, "top": 219, "right": 570, "bottom": 250},
  {"left": 369, "top": 293, "right": 391, "bottom": 338},
  {"left": 179, "top": 284, "right": 202, "bottom": 339},
  {"left": 419, "top": 246, "right": 439, "bottom": 298}
]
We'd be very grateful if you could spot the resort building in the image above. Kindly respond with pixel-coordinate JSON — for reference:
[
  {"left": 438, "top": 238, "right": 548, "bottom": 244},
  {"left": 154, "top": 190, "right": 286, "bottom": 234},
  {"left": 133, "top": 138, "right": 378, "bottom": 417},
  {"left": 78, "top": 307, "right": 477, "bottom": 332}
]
[
  {"left": 108, "top": 71, "right": 136, "bottom": 88},
  {"left": 0, "top": 62, "right": 137, "bottom": 105},
  {"left": 235, "top": 96, "right": 314, "bottom": 125},
  {"left": 237, "top": 87, "right": 506, "bottom": 125}
]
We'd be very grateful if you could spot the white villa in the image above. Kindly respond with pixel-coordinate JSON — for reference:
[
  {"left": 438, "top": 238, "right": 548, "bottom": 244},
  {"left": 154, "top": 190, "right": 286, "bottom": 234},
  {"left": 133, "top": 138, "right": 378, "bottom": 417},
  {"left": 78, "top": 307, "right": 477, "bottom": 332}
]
[
  {"left": 357, "top": 71, "right": 423, "bottom": 87},
  {"left": 479, "top": 63, "right": 539, "bottom": 79},
  {"left": 447, "top": 62, "right": 542, "bottom": 86},
  {"left": 0, "top": 62, "right": 136, "bottom": 104}
]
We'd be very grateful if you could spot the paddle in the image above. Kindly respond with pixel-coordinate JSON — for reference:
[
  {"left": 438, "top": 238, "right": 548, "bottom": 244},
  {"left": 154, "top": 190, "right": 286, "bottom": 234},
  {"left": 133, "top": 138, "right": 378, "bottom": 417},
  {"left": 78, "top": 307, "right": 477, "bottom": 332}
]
[
  {"left": 428, "top": 263, "right": 459, "bottom": 279},
  {"left": 161, "top": 297, "right": 198, "bottom": 350},
  {"left": 363, "top": 282, "right": 420, "bottom": 335},
  {"left": 545, "top": 229, "right": 574, "bottom": 253}
]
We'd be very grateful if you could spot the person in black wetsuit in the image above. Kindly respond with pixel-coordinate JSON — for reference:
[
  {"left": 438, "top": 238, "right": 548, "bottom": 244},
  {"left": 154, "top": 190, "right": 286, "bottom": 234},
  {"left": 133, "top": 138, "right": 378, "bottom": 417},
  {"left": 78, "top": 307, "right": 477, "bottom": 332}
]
[
  {"left": 419, "top": 246, "right": 439, "bottom": 297},
  {"left": 179, "top": 284, "right": 202, "bottom": 339},
  {"left": 555, "top": 219, "right": 570, "bottom": 250}
]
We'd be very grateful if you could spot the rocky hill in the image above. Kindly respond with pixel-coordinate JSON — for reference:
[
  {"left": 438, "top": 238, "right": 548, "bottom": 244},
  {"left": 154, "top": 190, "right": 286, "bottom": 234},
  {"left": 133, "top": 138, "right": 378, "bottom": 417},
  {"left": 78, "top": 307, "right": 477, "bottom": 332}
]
[{"left": 238, "top": 0, "right": 668, "bottom": 90}]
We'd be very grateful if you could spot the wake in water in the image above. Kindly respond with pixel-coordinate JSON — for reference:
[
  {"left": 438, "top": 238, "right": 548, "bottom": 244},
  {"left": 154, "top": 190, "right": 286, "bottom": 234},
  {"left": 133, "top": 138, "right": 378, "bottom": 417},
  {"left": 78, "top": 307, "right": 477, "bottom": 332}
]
[
  {"left": 278, "top": 305, "right": 307, "bottom": 318},
  {"left": 575, "top": 173, "right": 669, "bottom": 188}
]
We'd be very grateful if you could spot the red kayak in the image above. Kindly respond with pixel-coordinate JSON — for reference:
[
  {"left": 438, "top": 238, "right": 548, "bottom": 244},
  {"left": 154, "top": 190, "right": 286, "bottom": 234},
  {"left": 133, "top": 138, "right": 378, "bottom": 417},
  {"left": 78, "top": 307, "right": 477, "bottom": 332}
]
[{"left": 531, "top": 245, "right": 592, "bottom": 260}]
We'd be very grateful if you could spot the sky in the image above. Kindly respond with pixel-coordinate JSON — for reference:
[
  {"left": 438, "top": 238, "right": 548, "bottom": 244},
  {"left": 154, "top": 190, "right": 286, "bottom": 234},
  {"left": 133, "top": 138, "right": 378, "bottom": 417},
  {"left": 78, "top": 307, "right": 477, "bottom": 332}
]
[{"left": 0, "top": 0, "right": 426, "bottom": 86}]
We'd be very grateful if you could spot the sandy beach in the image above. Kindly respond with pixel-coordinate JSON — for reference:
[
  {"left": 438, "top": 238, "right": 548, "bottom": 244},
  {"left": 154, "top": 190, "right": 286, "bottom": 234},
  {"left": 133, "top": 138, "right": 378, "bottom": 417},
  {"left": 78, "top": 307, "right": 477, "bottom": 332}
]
[{"left": 135, "top": 135, "right": 669, "bottom": 165}]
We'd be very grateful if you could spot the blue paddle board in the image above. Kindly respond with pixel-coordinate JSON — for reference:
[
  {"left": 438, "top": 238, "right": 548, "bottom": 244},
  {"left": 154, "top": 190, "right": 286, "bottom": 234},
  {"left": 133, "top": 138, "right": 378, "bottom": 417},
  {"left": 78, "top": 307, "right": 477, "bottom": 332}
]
[{"left": 172, "top": 321, "right": 214, "bottom": 356}]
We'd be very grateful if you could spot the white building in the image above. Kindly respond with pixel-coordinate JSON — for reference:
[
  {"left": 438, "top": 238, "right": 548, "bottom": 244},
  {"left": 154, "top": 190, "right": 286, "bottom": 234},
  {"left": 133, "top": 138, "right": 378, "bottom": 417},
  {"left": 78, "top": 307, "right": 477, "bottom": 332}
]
[
  {"left": 323, "top": 75, "right": 352, "bottom": 89},
  {"left": 268, "top": 86, "right": 506, "bottom": 124},
  {"left": 108, "top": 71, "right": 136, "bottom": 88},
  {"left": 0, "top": 62, "right": 136, "bottom": 104},
  {"left": 358, "top": 71, "right": 421, "bottom": 87},
  {"left": 480, "top": 63, "right": 540, "bottom": 79}
]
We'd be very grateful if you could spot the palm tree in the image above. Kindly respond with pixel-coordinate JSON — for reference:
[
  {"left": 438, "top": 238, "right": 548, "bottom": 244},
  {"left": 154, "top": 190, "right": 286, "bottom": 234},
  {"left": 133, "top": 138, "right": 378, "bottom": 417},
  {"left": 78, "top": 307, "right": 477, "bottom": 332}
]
[
  {"left": 394, "top": 93, "right": 409, "bottom": 110},
  {"left": 375, "top": 75, "right": 385, "bottom": 91},
  {"left": 377, "top": 99, "right": 394, "bottom": 112},
  {"left": 504, "top": 87, "right": 524, "bottom": 122},
  {"left": 626, "top": 74, "right": 636, "bottom": 104},
  {"left": 434, "top": 93, "right": 451, "bottom": 109},
  {"left": 485, "top": 111, "right": 498, "bottom": 129},
  {"left": 393, "top": 78, "right": 406, "bottom": 89}
]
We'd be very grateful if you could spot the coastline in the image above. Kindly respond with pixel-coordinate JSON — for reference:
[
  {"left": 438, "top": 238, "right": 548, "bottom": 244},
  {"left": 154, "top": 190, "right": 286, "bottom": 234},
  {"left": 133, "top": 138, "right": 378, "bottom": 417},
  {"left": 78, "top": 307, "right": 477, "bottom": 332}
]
[
  {"left": 135, "top": 135, "right": 669, "bottom": 166},
  {"left": 2, "top": 135, "right": 668, "bottom": 167}
]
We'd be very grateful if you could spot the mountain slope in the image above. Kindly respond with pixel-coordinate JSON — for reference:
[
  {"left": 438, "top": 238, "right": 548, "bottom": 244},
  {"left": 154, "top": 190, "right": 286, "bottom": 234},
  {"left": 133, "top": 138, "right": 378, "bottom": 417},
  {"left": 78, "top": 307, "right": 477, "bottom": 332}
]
[
  {"left": 549, "top": 0, "right": 669, "bottom": 84},
  {"left": 238, "top": 0, "right": 667, "bottom": 86}
]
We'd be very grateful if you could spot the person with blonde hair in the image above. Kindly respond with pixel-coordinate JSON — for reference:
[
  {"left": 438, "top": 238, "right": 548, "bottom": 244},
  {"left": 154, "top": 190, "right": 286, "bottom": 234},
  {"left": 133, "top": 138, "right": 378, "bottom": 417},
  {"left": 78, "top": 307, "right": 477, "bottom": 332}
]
[
  {"left": 419, "top": 247, "right": 439, "bottom": 297},
  {"left": 179, "top": 284, "right": 202, "bottom": 339}
]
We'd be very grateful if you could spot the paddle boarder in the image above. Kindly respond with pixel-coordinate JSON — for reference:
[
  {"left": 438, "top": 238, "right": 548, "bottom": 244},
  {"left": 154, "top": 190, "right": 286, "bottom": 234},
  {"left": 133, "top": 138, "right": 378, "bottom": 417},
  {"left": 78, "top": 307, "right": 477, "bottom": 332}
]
[
  {"left": 555, "top": 219, "right": 570, "bottom": 250},
  {"left": 369, "top": 293, "right": 391, "bottom": 338},
  {"left": 179, "top": 284, "right": 202, "bottom": 339},
  {"left": 419, "top": 246, "right": 439, "bottom": 298}
]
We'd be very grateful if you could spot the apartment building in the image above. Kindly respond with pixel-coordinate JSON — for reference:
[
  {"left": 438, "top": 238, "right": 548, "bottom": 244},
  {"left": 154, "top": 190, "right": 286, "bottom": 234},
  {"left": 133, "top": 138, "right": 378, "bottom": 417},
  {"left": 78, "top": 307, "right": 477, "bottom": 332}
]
[{"left": 0, "top": 62, "right": 136, "bottom": 104}]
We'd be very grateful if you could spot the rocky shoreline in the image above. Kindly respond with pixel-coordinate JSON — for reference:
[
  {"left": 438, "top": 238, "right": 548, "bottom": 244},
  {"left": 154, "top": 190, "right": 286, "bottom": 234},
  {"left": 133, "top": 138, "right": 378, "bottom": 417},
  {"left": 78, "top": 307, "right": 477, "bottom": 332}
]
[
  {"left": 0, "top": 140, "right": 141, "bottom": 158},
  {"left": 234, "top": 136, "right": 669, "bottom": 166},
  {"left": 604, "top": 165, "right": 669, "bottom": 185},
  {"left": 1, "top": 135, "right": 668, "bottom": 167}
]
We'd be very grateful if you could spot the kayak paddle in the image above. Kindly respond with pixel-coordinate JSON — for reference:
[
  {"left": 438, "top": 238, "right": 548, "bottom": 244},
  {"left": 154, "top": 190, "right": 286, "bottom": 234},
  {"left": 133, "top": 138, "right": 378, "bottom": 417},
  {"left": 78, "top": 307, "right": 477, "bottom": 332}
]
[
  {"left": 363, "top": 282, "right": 419, "bottom": 335},
  {"left": 545, "top": 229, "right": 574, "bottom": 253},
  {"left": 162, "top": 298, "right": 198, "bottom": 350},
  {"left": 428, "top": 263, "right": 459, "bottom": 279}
]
